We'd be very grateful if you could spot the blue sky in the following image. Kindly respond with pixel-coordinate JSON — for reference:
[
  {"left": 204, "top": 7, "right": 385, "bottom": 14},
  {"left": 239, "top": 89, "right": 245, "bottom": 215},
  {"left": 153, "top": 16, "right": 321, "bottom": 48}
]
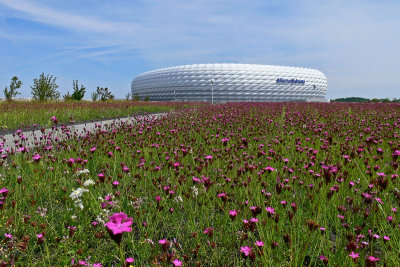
[{"left": 0, "top": 0, "right": 399, "bottom": 100}]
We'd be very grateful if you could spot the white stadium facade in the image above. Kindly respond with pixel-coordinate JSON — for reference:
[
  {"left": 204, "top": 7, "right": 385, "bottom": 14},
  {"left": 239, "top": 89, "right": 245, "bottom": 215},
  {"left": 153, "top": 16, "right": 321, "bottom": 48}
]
[{"left": 131, "top": 63, "right": 328, "bottom": 103}]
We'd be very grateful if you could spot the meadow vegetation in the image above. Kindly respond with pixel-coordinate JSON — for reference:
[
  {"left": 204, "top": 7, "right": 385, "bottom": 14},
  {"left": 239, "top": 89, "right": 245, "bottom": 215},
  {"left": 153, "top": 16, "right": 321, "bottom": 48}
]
[
  {"left": 0, "top": 102, "right": 399, "bottom": 266},
  {"left": 0, "top": 100, "right": 195, "bottom": 132}
]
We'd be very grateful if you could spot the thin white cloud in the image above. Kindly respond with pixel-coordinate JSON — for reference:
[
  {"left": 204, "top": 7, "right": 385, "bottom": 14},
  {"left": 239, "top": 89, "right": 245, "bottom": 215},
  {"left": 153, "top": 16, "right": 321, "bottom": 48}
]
[{"left": 0, "top": 0, "right": 138, "bottom": 34}]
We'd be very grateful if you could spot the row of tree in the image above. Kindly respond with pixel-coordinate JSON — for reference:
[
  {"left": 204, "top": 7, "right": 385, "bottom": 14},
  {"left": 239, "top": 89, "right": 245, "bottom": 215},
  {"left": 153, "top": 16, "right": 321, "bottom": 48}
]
[
  {"left": 332, "top": 97, "right": 400, "bottom": 103},
  {"left": 2, "top": 73, "right": 115, "bottom": 101}
]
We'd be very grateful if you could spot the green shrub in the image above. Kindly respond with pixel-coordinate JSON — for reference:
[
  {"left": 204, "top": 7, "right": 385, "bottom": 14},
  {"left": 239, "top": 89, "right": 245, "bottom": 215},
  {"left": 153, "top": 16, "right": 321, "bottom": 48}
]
[
  {"left": 31, "top": 73, "right": 60, "bottom": 101},
  {"left": 3, "top": 76, "right": 22, "bottom": 101}
]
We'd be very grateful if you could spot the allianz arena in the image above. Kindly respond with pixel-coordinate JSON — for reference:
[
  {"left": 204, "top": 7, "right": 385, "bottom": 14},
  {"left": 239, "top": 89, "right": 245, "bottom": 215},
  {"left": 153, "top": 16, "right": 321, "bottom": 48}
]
[{"left": 131, "top": 64, "right": 328, "bottom": 102}]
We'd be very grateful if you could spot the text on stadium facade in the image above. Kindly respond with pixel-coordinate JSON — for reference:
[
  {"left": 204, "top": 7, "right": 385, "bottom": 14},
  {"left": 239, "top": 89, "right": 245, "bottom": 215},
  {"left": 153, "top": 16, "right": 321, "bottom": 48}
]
[{"left": 276, "top": 78, "right": 305, "bottom": 85}]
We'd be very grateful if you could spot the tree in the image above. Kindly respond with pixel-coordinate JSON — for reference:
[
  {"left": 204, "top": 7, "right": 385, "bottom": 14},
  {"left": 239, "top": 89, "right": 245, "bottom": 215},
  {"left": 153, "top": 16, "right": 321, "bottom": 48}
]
[
  {"left": 125, "top": 92, "right": 132, "bottom": 101},
  {"left": 3, "top": 76, "right": 22, "bottom": 101},
  {"left": 96, "top": 86, "right": 114, "bottom": 101},
  {"left": 31, "top": 73, "right": 60, "bottom": 101},
  {"left": 133, "top": 93, "right": 140, "bottom": 101},
  {"left": 71, "top": 80, "right": 86, "bottom": 101}
]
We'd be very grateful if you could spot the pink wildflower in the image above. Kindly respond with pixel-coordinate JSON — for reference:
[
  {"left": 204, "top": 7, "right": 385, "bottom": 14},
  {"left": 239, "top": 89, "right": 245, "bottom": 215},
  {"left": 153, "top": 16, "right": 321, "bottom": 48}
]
[
  {"left": 0, "top": 188, "right": 9, "bottom": 197},
  {"left": 240, "top": 246, "right": 253, "bottom": 256},
  {"left": 265, "top": 207, "right": 275, "bottom": 215},
  {"left": 125, "top": 257, "right": 135, "bottom": 265},
  {"left": 203, "top": 227, "right": 214, "bottom": 237},
  {"left": 32, "top": 153, "right": 41, "bottom": 162},
  {"left": 367, "top": 256, "right": 380, "bottom": 263},
  {"left": 319, "top": 255, "right": 328, "bottom": 265},
  {"left": 264, "top": 166, "right": 275, "bottom": 172},
  {"left": 159, "top": 239, "right": 169, "bottom": 250},
  {"left": 229, "top": 210, "right": 238, "bottom": 220},
  {"left": 97, "top": 173, "right": 105, "bottom": 182},
  {"left": 255, "top": 240, "right": 264, "bottom": 247},
  {"left": 349, "top": 251, "right": 359, "bottom": 259},
  {"left": 105, "top": 212, "right": 133, "bottom": 235},
  {"left": 159, "top": 239, "right": 168, "bottom": 245},
  {"left": 172, "top": 259, "right": 182, "bottom": 266},
  {"left": 78, "top": 260, "right": 88, "bottom": 266},
  {"left": 4, "top": 233, "right": 12, "bottom": 240},
  {"left": 372, "top": 234, "right": 380, "bottom": 239}
]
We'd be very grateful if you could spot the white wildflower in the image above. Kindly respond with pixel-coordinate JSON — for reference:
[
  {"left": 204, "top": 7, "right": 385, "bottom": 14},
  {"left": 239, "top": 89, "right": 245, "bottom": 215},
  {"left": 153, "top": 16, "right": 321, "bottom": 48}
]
[
  {"left": 191, "top": 186, "right": 199, "bottom": 198},
  {"left": 74, "top": 199, "right": 84, "bottom": 210},
  {"left": 69, "top": 188, "right": 88, "bottom": 199},
  {"left": 96, "top": 216, "right": 105, "bottom": 224},
  {"left": 83, "top": 179, "right": 95, "bottom": 186},
  {"left": 173, "top": 195, "right": 183, "bottom": 203},
  {"left": 70, "top": 188, "right": 83, "bottom": 199}
]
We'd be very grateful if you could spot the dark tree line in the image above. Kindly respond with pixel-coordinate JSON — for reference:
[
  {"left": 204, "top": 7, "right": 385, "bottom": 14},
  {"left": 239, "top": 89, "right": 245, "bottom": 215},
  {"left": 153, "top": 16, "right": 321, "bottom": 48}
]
[{"left": 332, "top": 97, "right": 400, "bottom": 103}]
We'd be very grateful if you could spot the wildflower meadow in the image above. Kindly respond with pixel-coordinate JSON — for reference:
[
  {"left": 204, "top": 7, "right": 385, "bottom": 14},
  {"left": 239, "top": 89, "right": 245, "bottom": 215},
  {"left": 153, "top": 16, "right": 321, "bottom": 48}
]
[
  {"left": 0, "top": 100, "right": 196, "bottom": 132},
  {"left": 0, "top": 102, "right": 399, "bottom": 266}
]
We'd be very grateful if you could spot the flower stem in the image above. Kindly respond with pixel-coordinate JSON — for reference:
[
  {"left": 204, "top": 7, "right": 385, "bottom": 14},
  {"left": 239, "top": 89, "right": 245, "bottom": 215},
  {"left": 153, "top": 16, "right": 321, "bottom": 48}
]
[{"left": 119, "top": 242, "right": 124, "bottom": 266}]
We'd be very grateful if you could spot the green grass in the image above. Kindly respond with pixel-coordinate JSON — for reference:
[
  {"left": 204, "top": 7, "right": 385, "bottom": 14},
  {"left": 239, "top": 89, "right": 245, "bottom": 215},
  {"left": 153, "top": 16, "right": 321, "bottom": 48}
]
[
  {"left": 0, "top": 102, "right": 399, "bottom": 266},
  {"left": 0, "top": 100, "right": 198, "bottom": 132}
]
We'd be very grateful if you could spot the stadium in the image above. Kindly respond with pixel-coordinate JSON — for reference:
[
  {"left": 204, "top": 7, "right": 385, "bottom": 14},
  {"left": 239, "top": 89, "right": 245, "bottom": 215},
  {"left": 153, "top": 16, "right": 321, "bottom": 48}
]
[{"left": 131, "top": 63, "right": 328, "bottom": 103}]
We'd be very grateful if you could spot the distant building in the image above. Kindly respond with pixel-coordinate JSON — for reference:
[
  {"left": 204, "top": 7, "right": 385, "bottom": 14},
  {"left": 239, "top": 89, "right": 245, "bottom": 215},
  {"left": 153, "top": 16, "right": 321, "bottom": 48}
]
[{"left": 131, "top": 63, "right": 328, "bottom": 102}]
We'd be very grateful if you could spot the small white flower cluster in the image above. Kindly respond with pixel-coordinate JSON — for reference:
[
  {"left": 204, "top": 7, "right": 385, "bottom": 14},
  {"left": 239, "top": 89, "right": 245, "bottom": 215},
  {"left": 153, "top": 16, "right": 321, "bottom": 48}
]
[
  {"left": 173, "top": 195, "right": 183, "bottom": 203},
  {"left": 83, "top": 179, "right": 95, "bottom": 187},
  {"left": 70, "top": 188, "right": 88, "bottom": 199},
  {"left": 75, "top": 169, "right": 90, "bottom": 176},
  {"left": 96, "top": 209, "right": 111, "bottom": 225},
  {"left": 69, "top": 188, "right": 88, "bottom": 210},
  {"left": 191, "top": 186, "right": 199, "bottom": 198}
]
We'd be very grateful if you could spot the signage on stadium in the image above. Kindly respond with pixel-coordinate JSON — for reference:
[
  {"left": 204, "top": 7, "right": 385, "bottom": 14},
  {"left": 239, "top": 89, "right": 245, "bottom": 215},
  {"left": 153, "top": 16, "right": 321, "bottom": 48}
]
[{"left": 276, "top": 78, "right": 305, "bottom": 85}]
